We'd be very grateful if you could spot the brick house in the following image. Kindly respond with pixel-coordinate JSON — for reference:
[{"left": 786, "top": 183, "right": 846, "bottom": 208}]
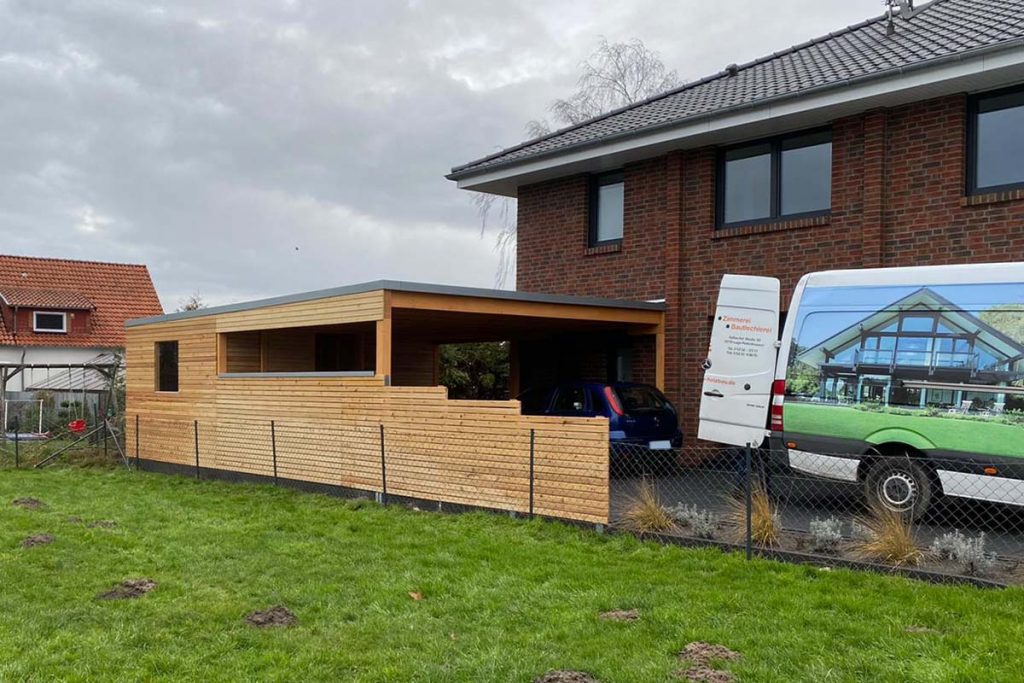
[
  {"left": 448, "top": 0, "right": 1024, "bottom": 437},
  {"left": 0, "top": 255, "right": 163, "bottom": 394}
]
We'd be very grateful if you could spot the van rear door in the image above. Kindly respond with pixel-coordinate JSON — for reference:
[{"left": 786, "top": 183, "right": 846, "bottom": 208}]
[{"left": 698, "top": 274, "right": 780, "bottom": 447}]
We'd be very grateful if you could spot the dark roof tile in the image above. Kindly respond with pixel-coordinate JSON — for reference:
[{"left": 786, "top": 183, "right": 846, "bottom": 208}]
[{"left": 451, "top": 0, "right": 1024, "bottom": 178}]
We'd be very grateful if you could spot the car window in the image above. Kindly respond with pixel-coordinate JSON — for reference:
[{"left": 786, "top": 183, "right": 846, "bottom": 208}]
[
  {"left": 615, "top": 386, "right": 665, "bottom": 412},
  {"left": 552, "top": 386, "right": 587, "bottom": 413}
]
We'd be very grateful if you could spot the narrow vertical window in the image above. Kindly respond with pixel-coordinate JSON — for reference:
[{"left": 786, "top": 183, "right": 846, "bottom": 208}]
[
  {"left": 156, "top": 341, "right": 179, "bottom": 392},
  {"left": 588, "top": 171, "right": 624, "bottom": 246}
]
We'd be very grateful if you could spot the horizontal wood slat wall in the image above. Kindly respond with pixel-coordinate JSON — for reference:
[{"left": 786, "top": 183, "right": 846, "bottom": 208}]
[
  {"left": 126, "top": 378, "right": 609, "bottom": 524},
  {"left": 126, "top": 287, "right": 610, "bottom": 525}
]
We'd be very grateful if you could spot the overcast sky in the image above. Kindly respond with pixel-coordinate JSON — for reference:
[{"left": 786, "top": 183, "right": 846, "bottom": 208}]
[{"left": 0, "top": 0, "right": 880, "bottom": 311}]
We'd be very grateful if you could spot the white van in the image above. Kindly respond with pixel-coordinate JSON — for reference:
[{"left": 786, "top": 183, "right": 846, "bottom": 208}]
[{"left": 699, "top": 263, "right": 1024, "bottom": 518}]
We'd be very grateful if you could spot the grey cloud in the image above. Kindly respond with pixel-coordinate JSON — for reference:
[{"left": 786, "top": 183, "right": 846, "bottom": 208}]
[{"left": 0, "top": 0, "right": 876, "bottom": 309}]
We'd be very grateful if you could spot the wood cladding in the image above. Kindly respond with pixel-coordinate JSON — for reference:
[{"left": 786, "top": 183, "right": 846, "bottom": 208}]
[{"left": 125, "top": 287, "right": 611, "bottom": 524}]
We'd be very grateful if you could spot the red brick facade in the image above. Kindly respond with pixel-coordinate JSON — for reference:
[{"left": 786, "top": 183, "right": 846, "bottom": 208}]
[{"left": 516, "top": 94, "right": 1024, "bottom": 437}]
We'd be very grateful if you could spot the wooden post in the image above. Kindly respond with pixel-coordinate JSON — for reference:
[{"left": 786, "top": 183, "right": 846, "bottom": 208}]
[
  {"left": 376, "top": 292, "right": 393, "bottom": 385},
  {"left": 655, "top": 326, "right": 666, "bottom": 392},
  {"left": 509, "top": 341, "right": 520, "bottom": 400}
]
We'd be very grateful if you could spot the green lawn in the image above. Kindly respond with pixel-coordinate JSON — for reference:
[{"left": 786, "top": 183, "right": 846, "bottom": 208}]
[
  {"left": 787, "top": 402, "right": 1024, "bottom": 458},
  {"left": 3, "top": 469, "right": 1024, "bottom": 682}
]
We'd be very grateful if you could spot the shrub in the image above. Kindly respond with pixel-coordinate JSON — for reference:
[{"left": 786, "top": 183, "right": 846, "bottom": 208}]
[
  {"left": 620, "top": 479, "right": 677, "bottom": 534},
  {"left": 848, "top": 506, "right": 923, "bottom": 567},
  {"left": 667, "top": 504, "right": 718, "bottom": 539},
  {"left": 808, "top": 517, "right": 843, "bottom": 553},
  {"left": 930, "top": 530, "right": 996, "bottom": 576},
  {"left": 724, "top": 486, "right": 780, "bottom": 548}
]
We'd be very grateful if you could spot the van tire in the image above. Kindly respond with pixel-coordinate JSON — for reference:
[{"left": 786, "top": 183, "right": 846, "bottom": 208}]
[{"left": 864, "top": 457, "right": 933, "bottom": 520}]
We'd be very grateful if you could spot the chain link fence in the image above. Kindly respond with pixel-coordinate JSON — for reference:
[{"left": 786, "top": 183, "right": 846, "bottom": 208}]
[
  {"left": 1, "top": 412, "right": 126, "bottom": 469},
  {"left": 125, "top": 416, "right": 608, "bottom": 525},
  {"left": 13, "top": 409, "right": 1024, "bottom": 584},
  {"left": 611, "top": 443, "right": 1024, "bottom": 585}
]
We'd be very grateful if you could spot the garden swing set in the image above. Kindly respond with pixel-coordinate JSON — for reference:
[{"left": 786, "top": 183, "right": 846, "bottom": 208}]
[{"left": 0, "top": 354, "right": 131, "bottom": 468}]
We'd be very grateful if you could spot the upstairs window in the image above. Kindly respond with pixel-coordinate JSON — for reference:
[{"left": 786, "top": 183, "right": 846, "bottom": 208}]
[
  {"left": 588, "top": 171, "right": 624, "bottom": 246},
  {"left": 718, "top": 129, "right": 832, "bottom": 228},
  {"left": 33, "top": 311, "right": 67, "bottom": 333},
  {"left": 969, "top": 86, "right": 1024, "bottom": 194},
  {"left": 156, "top": 341, "right": 179, "bottom": 392}
]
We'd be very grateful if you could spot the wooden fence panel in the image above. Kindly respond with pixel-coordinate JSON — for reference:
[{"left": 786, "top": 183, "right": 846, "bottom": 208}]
[{"left": 131, "top": 382, "right": 610, "bottom": 524}]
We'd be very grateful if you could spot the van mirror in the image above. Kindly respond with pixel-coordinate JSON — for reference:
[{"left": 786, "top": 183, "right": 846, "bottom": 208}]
[{"left": 698, "top": 274, "right": 781, "bottom": 447}]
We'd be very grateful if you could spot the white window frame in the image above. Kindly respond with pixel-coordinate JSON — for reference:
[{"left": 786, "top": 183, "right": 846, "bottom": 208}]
[{"left": 32, "top": 311, "right": 67, "bottom": 334}]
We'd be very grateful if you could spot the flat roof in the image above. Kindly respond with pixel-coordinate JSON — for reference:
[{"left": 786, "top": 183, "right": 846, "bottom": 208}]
[{"left": 126, "top": 280, "right": 666, "bottom": 327}]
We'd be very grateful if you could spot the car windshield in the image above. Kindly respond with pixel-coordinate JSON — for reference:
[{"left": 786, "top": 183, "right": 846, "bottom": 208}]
[{"left": 614, "top": 386, "right": 666, "bottom": 413}]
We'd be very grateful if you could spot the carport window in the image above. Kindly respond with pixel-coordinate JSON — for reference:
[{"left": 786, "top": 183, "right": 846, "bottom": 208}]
[
  {"left": 156, "top": 341, "right": 179, "bottom": 392},
  {"left": 588, "top": 171, "right": 624, "bottom": 246}
]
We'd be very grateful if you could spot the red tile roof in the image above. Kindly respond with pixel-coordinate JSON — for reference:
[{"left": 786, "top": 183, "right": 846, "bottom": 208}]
[
  {"left": 0, "top": 285, "right": 95, "bottom": 310},
  {"left": 0, "top": 255, "right": 163, "bottom": 348}
]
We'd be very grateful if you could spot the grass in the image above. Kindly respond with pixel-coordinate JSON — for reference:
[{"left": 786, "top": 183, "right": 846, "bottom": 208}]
[
  {"left": 786, "top": 402, "right": 1024, "bottom": 457},
  {"left": 3, "top": 469, "right": 1024, "bottom": 681}
]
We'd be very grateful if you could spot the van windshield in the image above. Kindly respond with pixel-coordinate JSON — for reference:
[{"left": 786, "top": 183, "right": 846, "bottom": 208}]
[{"left": 615, "top": 386, "right": 666, "bottom": 413}]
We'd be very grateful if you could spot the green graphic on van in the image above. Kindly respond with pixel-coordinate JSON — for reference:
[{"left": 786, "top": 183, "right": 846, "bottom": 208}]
[{"left": 786, "top": 283, "right": 1024, "bottom": 458}]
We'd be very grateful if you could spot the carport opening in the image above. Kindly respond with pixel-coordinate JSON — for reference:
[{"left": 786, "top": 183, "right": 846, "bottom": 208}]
[
  {"left": 219, "top": 322, "right": 376, "bottom": 375},
  {"left": 437, "top": 342, "right": 511, "bottom": 400}
]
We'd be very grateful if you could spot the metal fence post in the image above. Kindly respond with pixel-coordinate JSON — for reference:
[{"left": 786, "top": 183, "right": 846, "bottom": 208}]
[
  {"left": 270, "top": 420, "right": 278, "bottom": 485},
  {"left": 13, "top": 416, "right": 19, "bottom": 469},
  {"left": 379, "top": 423, "right": 388, "bottom": 505},
  {"left": 134, "top": 415, "right": 140, "bottom": 470},
  {"left": 745, "top": 442, "right": 753, "bottom": 561},
  {"left": 529, "top": 429, "right": 535, "bottom": 518},
  {"left": 194, "top": 419, "right": 200, "bottom": 480}
]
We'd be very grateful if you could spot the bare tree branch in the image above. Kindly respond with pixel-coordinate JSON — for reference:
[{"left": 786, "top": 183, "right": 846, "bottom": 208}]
[{"left": 475, "top": 37, "right": 679, "bottom": 286}]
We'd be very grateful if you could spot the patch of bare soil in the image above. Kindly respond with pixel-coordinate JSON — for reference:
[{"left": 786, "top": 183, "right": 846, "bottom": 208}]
[
  {"left": 87, "top": 520, "right": 118, "bottom": 529},
  {"left": 533, "top": 671, "right": 600, "bottom": 683},
  {"left": 21, "top": 534, "right": 54, "bottom": 548},
  {"left": 674, "top": 642, "right": 742, "bottom": 682},
  {"left": 11, "top": 498, "right": 46, "bottom": 511},
  {"left": 599, "top": 609, "right": 639, "bottom": 622},
  {"left": 245, "top": 605, "right": 297, "bottom": 628},
  {"left": 98, "top": 579, "right": 157, "bottom": 600}
]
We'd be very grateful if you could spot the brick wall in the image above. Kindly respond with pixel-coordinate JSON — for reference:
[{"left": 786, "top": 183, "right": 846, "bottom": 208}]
[{"left": 516, "top": 93, "right": 1024, "bottom": 438}]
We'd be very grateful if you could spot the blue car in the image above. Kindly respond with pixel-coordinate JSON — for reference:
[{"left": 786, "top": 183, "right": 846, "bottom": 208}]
[{"left": 520, "top": 382, "right": 683, "bottom": 465}]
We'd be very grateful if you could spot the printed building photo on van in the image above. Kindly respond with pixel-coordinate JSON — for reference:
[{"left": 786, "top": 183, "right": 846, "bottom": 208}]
[{"left": 783, "top": 279, "right": 1024, "bottom": 515}]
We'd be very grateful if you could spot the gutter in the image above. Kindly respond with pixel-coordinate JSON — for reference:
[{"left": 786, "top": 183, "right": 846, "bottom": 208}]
[{"left": 448, "top": 37, "right": 1024, "bottom": 182}]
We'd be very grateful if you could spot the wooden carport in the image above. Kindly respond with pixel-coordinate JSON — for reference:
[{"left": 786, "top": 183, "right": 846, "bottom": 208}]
[{"left": 125, "top": 281, "right": 665, "bottom": 525}]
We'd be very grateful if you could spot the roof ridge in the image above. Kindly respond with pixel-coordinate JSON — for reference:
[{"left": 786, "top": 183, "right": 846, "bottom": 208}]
[
  {"left": 450, "top": 0, "right": 954, "bottom": 176},
  {"left": 0, "top": 253, "right": 151, "bottom": 270}
]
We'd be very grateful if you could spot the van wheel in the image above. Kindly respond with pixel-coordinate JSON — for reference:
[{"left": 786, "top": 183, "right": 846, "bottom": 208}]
[{"left": 864, "top": 457, "right": 933, "bottom": 520}]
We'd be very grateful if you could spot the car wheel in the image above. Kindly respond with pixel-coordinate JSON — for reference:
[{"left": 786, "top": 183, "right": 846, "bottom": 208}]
[{"left": 864, "top": 457, "right": 933, "bottom": 520}]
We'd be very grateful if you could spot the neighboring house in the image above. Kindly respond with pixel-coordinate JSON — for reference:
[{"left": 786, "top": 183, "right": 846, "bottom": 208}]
[
  {"left": 794, "top": 287, "right": 1024, "bottom": 407},
  {"left": 449, "top": 0, "right": 1024, "bottom": 434},
  {"left": 0, "top": 255, "right": 163, "bottom": 392}
]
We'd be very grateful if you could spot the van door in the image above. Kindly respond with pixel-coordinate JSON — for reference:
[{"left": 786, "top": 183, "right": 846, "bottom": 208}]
[{"left": 698, "top": 274, "right": 781, "bottom": 447}]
